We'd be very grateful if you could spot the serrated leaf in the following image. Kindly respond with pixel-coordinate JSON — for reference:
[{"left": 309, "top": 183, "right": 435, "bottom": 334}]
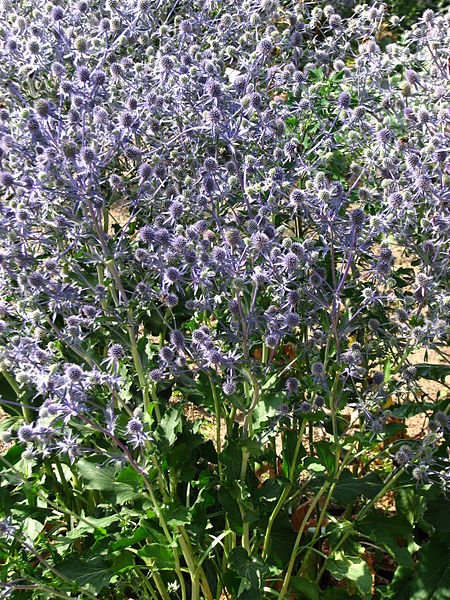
[
  {"left": 395, "top": 488, "right": 426, "bottom": 526},
  {"left": 57, "top": 556, "right": 113, "bottom": 595},
  {"left": 155, "top": 407, "right": 182, "bottom": 448},
  {"left": 357, "top": 513, "right": 413, "bottom": 568},
  {"left": 252, "top": 391, "right": 285, "bottom": 431},
  {"left": 23, "top": 517, "right": 43, "bottom": 542},
  {"left": 111, "top": 526, "right": 149, "bottom": 550},
  {"left": 332, "top": 469, "right": 383, "bottom": 504},
  {"left": 112, "top": 549, "right": 135, "bottom": 573},
  {"left": 77, "top": 459, "right": 142, "bottom": 503},
  {"left": 66, "top": 515, "right": 120, "bottom": 539},
  {"left": 304, "top": 458, "right": 326, "bottom": 473},
  {"left": 164, "top": 501, "right": 191, "bottom": 527},
  {"left": 424, "top": 494, "right": 450, "bottom": 532},
  {"left": 409, "top": 534, "right": 450, "bottom": 600},
  {"left": 138, "top": 543, "right": 175, "bottom": 570},
  {"left": 414, "top": 363, "right": 450, "bottom": 383},
  {"left": 327, "top": 554, "right": 372, "bottom": 599},
  {"left": 228, "top": 547, "right": 268, "bottom": 596}
]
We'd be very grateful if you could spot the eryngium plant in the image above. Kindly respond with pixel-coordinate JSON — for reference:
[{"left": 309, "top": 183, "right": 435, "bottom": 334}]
[{"left": 0, "top": 0, "right": 449, "bottom": 598}]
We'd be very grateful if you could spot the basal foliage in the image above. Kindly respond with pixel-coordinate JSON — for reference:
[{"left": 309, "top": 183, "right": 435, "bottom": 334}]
[{"left": 0, "top": 0, "right": 449, "bottom": 598}]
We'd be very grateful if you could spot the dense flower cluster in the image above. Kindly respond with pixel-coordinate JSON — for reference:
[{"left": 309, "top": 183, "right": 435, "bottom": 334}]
[{"left": 0, "top": 0, "right": 448, "bottom": 598}]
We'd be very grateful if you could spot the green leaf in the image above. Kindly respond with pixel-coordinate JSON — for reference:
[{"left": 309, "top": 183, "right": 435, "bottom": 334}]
[
  {"left": 332, "top": 470, "right": 383, "bottom": 504},
  {"left": 357, "top": 513, "right": 413, "bottom": 568},
  {"left": 256, "top": 477, "right": 283, "bottom": 504},
  {"left": 424, "top": 494, "right": 450, "bottom": 532},
  {"left": 66, "top": 515, "right": 120, "bottom": 539},
  {"left": 240, "top": 438, "right": 265, "bottom": 459},
  {"left": 409, "top": 534, "right": 450, "bottom": 600},
  {"left": 112, "top": 549, "right": 135, "bottom": 573},
  {"left": 0, "top": 375, "right": 19, "bottom": 415},
  {"left": 228, "top": 547, "right": 268, "bottom": 597},
  {"left": 329, "top": 70, "right": 345, "bottom": 83},
  {"left": 164, "top": 501, "right": 191, "bottom": 527},
  {"left": 309, "top": 67, "right": 324, "bottom": 82},
  {"left": 57, "top": 556, "right": 113, "bottom": 595},
  {"left": 0, "top": 415, "right": 17, "bottom": 434},
  {"left": 327, "top": 554, "right": 372, "bottom": 599},
  {"left": 289, "top": 576, "right": 321, "bottom": 600},
  {"left": 314, "top": 441, "right": 336, "bottom": 474},
  {"left": 285, "top": 115, "right": 299, "bottom": 134},
  {"left": 0, "top": 443, "right": 24, "bottom": 466},
  {"left": 383, "top": 566, "right": 413, "bottom": 600},
  {"left": 221, "top": 440, "right": 246, "bottom": 480},
  {"left": 23, "top": 517, "right": 43, "bottom": 542},
  {"left": 395, "top": 488, "right": 426, "bottom": 526},
  {"left": 166, "top": 443, "right": 195, "bottom": 480},
  {"left": 414, "top": 363, "right": 450, "bottom": 383},
  {"left": 384, "top": 356, "right": 393, "bottom": 383},
  {"left": 77, "top": 459, "right": 142, "bottom": 503},
  {"left": 266, "top": 514, "right": 296, "bottom": 568},
  {"left": 304, "top": 457, "right": 326, "bottom": 473},
  {"left": 138, "top": 543, "right": 175, "bottom": 570},
  {"left": 282, "top": 429, "right": 306, "bottom": 478},
  {"left": 155, "top": 407, "right": 182, "bottom": 449},
  {"left": 116, "top": 466, "right": 141, "bottom": 484},
  {"left": 177, "top": 371, "right": 215, "bottom": 412},
  {"left": 111, "top": 526, "right": 149, "bottom": 550},
  {"left": 252, "top": 391, "right": 285, "bottom": 431}
]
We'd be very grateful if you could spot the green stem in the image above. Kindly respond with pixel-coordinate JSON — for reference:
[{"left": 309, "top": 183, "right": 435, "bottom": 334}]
[
  {"left": 262, "top": 418, "right": 307, "bottom": 560},
  {"left": 158, "top": 309, "right": 170, "bottom": 350},
  {"left": 278, "top": 480, "right": 331, "bottom": 600},
  {"left": 323, "top": 332, "right": 332, "bottom": 371},
  {"left": 151, "top": 383, "right": 162, "bottom": 423},
  {"left": 2, "top": 455, "right": 112, "bottom": 534},
  {"left": 141, "top": 475, "right": 188, "bottom": 597},
  {"left": 227, "top": 405, "right": 236, "bottom": 437},
  {"left": 135, "top": 565, "right": 158, "bottom": 600},
  {"left": 152, "top": 571, "right": 171, "bottom": 600},
  {"left": 209, "top": 375, "right": 223, "bottom": 481},
  {"left": 315, "top": 468, "right": 403, "bottom": 584},
  {"left": 126, "top": 308, "right": 148, "bottom": 389},
  {"left": 1, "top": 371, "right": 33, "bottom": 422},
  {"left": 96, "top": 264, "right": 109, "bottom": 310},
  {"left": 391, "top": 340, "right": 411, "bottom": 375},
  {"left": 239, "top": 371, "right": 260, "bottom": 550},
  {"left": 301, "top": 446, "right": 355, "bottom": 572},
  {"left": 262, "top": 342, "right": 269, "bottom": 365},
  {"left": 308, "top": 422, "right": 314, "bottom": 457},
  {"left": 178, "top": 527, "right": 213, "bottom": 600},
  {"left": 54, "top": 458, "right": 80, "bottom": 514},
  {"left": 262, "top": 487, "right": 290, "bottom": 561}
]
